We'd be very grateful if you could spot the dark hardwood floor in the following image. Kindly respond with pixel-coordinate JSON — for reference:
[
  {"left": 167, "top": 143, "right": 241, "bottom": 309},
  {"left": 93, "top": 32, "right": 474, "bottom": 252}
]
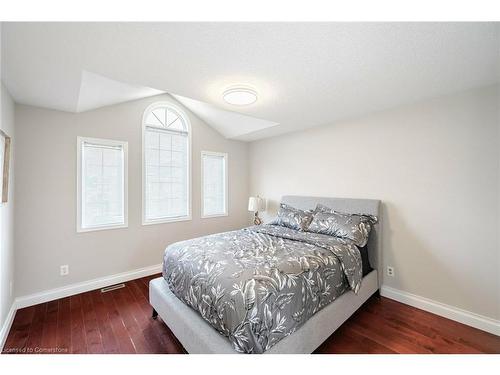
[{"left": 3, "top": 274, "right": 499, "bottom": 354}]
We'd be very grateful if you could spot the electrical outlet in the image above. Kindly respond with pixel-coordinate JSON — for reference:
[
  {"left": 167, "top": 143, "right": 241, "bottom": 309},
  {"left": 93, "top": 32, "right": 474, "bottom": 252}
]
[
  {"left": 60, "top": 265, "right": 69, "bottom": 276},
  {"left": 386, "top": 266, "right": 395, "bottom": 277}
]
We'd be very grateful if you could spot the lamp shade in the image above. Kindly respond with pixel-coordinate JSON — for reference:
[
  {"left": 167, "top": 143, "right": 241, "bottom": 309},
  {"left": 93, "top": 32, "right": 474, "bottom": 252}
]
[{"left": 248, "top": 196, "right": 265, "bottom": 212}]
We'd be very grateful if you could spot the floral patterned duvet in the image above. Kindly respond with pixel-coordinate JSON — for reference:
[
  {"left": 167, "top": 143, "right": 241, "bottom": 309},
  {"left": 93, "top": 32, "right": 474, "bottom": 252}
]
[{"left": 162, "top": 224, "right": 363, "bottom": 353}]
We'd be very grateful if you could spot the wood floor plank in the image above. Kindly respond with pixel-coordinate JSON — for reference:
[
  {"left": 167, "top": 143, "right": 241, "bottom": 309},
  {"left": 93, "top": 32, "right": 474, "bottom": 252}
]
[
  {"left": 3, "top": 274, "right": 499, "bottom": 354},
  {"left": 127, "top": 279, "right": 186, "bottom": 353},
  {"left": 348, "top": 309, "right": 434, "bottom": 353},
  {"left": 363, "top": 298, "right": 499, "bottom": 353},
  {"left": 55, "top": 297, "right": 71, "bottom": 353},
  {"left": 40, "top": 300, "right": 59, "bottom": 354},
  {"left": 69, "top": 295, "right": 88, "bottom": 354},
  {"left": 122, "top": 283, "right": 167, "bottom": 354},
  {"left": 2, "top": 306, "right": 36, "bottom": 354},
  {"left": 109, "top": 287, "right": 152, "bottom": 353},
  {"left": 81, "top": 292, "right": 104, "bottom": 354},
  {"left": 134, "top": 277, "right": 150, "bottom": 300},
  {"left": 316, "top": 325, "right": 396, "bottom": 354},
  {"left": 341, "top": 328, "right": 397, "bottom": 354},
  {"left": 24, "top": 303, "right": 48, "bottom": 353},
  {"left": 99, "top": 287, "right": 136, "bottom": 354},
  {"left": 90, "top": 290, "right": 120, "bottom": 354},
  {"left": 124, "top": 282, "right": 168, "bottom": 353},
  {"left": 131, "top": 277, "right": 186, "bottom": 353}
]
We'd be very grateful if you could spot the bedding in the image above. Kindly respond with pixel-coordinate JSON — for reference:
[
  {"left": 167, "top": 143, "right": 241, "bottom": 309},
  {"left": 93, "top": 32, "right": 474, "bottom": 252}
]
[
  {"left": 162, "top": 224, "right": 363, "bottom": 353},
  {"left": 307, "top": 204, "right": 378, "bottom": 247},
  {"left": 268, "top": 203, "right": 314, "bottom": 231}
]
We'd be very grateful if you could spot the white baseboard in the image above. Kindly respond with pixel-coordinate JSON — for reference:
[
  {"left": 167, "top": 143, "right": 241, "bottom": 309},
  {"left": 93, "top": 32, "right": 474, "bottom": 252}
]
[
  {"left": 381, "top": 285, "right": 500, "bottom": 336},
  {"left": 0, "top": 302, "right": 17, "bottom": 351},
  {"left": 15, "top": 263, "right": 162, "bottom": 309}
]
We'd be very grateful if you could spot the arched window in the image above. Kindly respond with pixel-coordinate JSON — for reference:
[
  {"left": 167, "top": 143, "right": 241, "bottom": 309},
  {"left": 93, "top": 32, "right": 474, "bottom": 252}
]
[{"left": 142, "top": 102, "right": 191, "bottom": 224}]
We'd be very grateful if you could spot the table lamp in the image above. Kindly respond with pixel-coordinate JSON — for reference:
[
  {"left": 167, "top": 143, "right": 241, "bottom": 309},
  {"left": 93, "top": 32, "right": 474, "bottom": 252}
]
[{"left": 248, "top": 196, "right": 265, "bottom": 225}]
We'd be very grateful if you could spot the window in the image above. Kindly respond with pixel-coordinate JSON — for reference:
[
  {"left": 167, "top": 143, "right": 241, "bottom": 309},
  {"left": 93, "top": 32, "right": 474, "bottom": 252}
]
[
  {"left": 143, "top": 103, "right": 190, "bottom": 224},
  {"left": 201, "top": 151, "right": 228, "bottom": 218},
  {"left": 77, "top": 137, "right": 128, "bottom": 232}
]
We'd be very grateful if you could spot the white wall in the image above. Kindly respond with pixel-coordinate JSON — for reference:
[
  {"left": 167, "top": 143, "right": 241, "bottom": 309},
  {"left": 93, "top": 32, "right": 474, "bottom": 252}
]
[
  {"left": 0, "top": 82, "right": 15, "bottom": 334},
  {"left": 0, "top": 20, "right": 16, "bottom": 342},
  {"left": 14, "top": 94, "right": 249, "bottom": 297},
  {"left": 0, "top": 82, "right": 15, "bottom": 336},
  {"left": 250, "top": 85, "right": 499, "bottom": 321}
]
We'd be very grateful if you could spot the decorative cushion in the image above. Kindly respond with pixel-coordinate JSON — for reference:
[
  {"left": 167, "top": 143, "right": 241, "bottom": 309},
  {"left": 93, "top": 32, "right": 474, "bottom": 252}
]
[
  {"left": 307, "top": 204, "right": 378, "bottom": 247},
  {"left": 269, "top": 203, "right": 314, "bottom": 231}
]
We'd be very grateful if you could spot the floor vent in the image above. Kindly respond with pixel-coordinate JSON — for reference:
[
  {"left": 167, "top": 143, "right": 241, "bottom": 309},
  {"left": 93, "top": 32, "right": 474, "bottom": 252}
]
[{"left": 101, "top": 283, "right": 125, "bottom": 293}]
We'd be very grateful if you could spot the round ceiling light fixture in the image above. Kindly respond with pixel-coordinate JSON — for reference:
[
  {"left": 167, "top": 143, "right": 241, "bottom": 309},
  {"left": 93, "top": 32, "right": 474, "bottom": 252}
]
[{"left": 222, "top": 86, "right": 258, "bottom": 106}]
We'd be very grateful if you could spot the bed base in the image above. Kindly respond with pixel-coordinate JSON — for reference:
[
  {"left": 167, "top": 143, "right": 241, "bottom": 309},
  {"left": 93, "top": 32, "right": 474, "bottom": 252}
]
[{"left": 149, "top": 270, "right": 379, "bottom": 354}]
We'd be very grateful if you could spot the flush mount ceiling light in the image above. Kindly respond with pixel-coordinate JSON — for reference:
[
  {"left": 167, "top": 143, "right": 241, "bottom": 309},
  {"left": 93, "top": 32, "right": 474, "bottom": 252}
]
[{"left": 222, "top": 86, "right": 258, "bottom": 106}]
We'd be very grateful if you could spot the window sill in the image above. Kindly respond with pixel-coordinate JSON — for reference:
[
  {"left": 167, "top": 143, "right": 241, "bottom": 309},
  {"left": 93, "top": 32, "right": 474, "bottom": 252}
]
[
  {"left": 142, "top": 215, "right": 192, "bottom": 226},
  {"left": 77, "top": 223, "right": 128, "bottom": 233},
  {"left": 201, "top": 213, "right": 229, "bottom": 219}
]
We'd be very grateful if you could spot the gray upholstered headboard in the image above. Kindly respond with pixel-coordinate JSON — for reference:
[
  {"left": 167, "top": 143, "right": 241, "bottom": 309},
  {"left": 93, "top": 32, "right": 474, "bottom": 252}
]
[{"left": 281, "top": 195, "right": 382, "bottom": 285}]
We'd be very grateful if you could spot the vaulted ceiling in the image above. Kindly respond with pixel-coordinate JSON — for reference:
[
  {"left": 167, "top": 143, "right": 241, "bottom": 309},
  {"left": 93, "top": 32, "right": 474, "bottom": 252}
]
[{"left": 2, "top": 22, "right": 499, "bottom": 141}]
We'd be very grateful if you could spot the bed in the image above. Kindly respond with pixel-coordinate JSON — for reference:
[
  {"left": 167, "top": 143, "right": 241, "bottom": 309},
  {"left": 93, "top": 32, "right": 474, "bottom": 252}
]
[{"left": 149, "top": 195, "right": 381, "bottom": 353}]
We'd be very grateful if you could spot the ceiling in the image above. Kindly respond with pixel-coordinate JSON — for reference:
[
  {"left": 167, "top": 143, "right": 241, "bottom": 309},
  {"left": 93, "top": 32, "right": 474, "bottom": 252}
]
[
  {"left": 76, "top": 71, "right": 164, "bottom": 113},
  {"left": 172, "top": 94, "right": 279, "bottom": 139},
  {"left": 2, "top": 22, "right": 499, "bottom": 141}
]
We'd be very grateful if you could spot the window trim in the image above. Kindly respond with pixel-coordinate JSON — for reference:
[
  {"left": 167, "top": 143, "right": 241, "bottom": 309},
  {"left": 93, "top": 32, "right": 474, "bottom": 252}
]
[
  {"left": 201, "top": 150, "right": 228, "bottom": 219},
  {"left": 142, "top": 102, "right": 192, "bottom": 226},
  {"left": 76, "top": 136, "right": 129, "bottom": 233}
]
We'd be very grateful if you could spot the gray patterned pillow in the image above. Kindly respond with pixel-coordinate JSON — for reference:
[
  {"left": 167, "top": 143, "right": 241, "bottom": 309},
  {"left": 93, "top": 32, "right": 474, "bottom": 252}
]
[
  {"left": 307, "top": 204, "right": 378, "bottom": 247},
  {"left": 269, "top": 203, "right": 314, "bottom": 231}
]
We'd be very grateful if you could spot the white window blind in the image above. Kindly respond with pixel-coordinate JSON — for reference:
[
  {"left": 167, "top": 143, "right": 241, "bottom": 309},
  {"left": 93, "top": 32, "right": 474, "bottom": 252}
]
[
  {"left": 144, "top": 127, "right": 189, "bottom": 221},
  {"left": 202, "top": 152, "right": 227, "bottom": 217},
  {"left": 77, "top": 137, "right": 127, "bottom": 232},
  {"left": 143, "top": 103, "right": 190, "bottom": 224}
]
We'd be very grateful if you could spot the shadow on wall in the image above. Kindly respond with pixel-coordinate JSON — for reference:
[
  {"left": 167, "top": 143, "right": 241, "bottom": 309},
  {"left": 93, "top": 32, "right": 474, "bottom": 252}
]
[
  {"left": 383, "top": 200, "right": 435, "bottom": 290},
  {"left": 259, "top": 198, "right": 280, "bottom": 224},
  {"left": 265, "top": 199, "right": 280, "bottom": 216},
  {"left": 382, "top": 201, "right": 471, "bottom": 309}
]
